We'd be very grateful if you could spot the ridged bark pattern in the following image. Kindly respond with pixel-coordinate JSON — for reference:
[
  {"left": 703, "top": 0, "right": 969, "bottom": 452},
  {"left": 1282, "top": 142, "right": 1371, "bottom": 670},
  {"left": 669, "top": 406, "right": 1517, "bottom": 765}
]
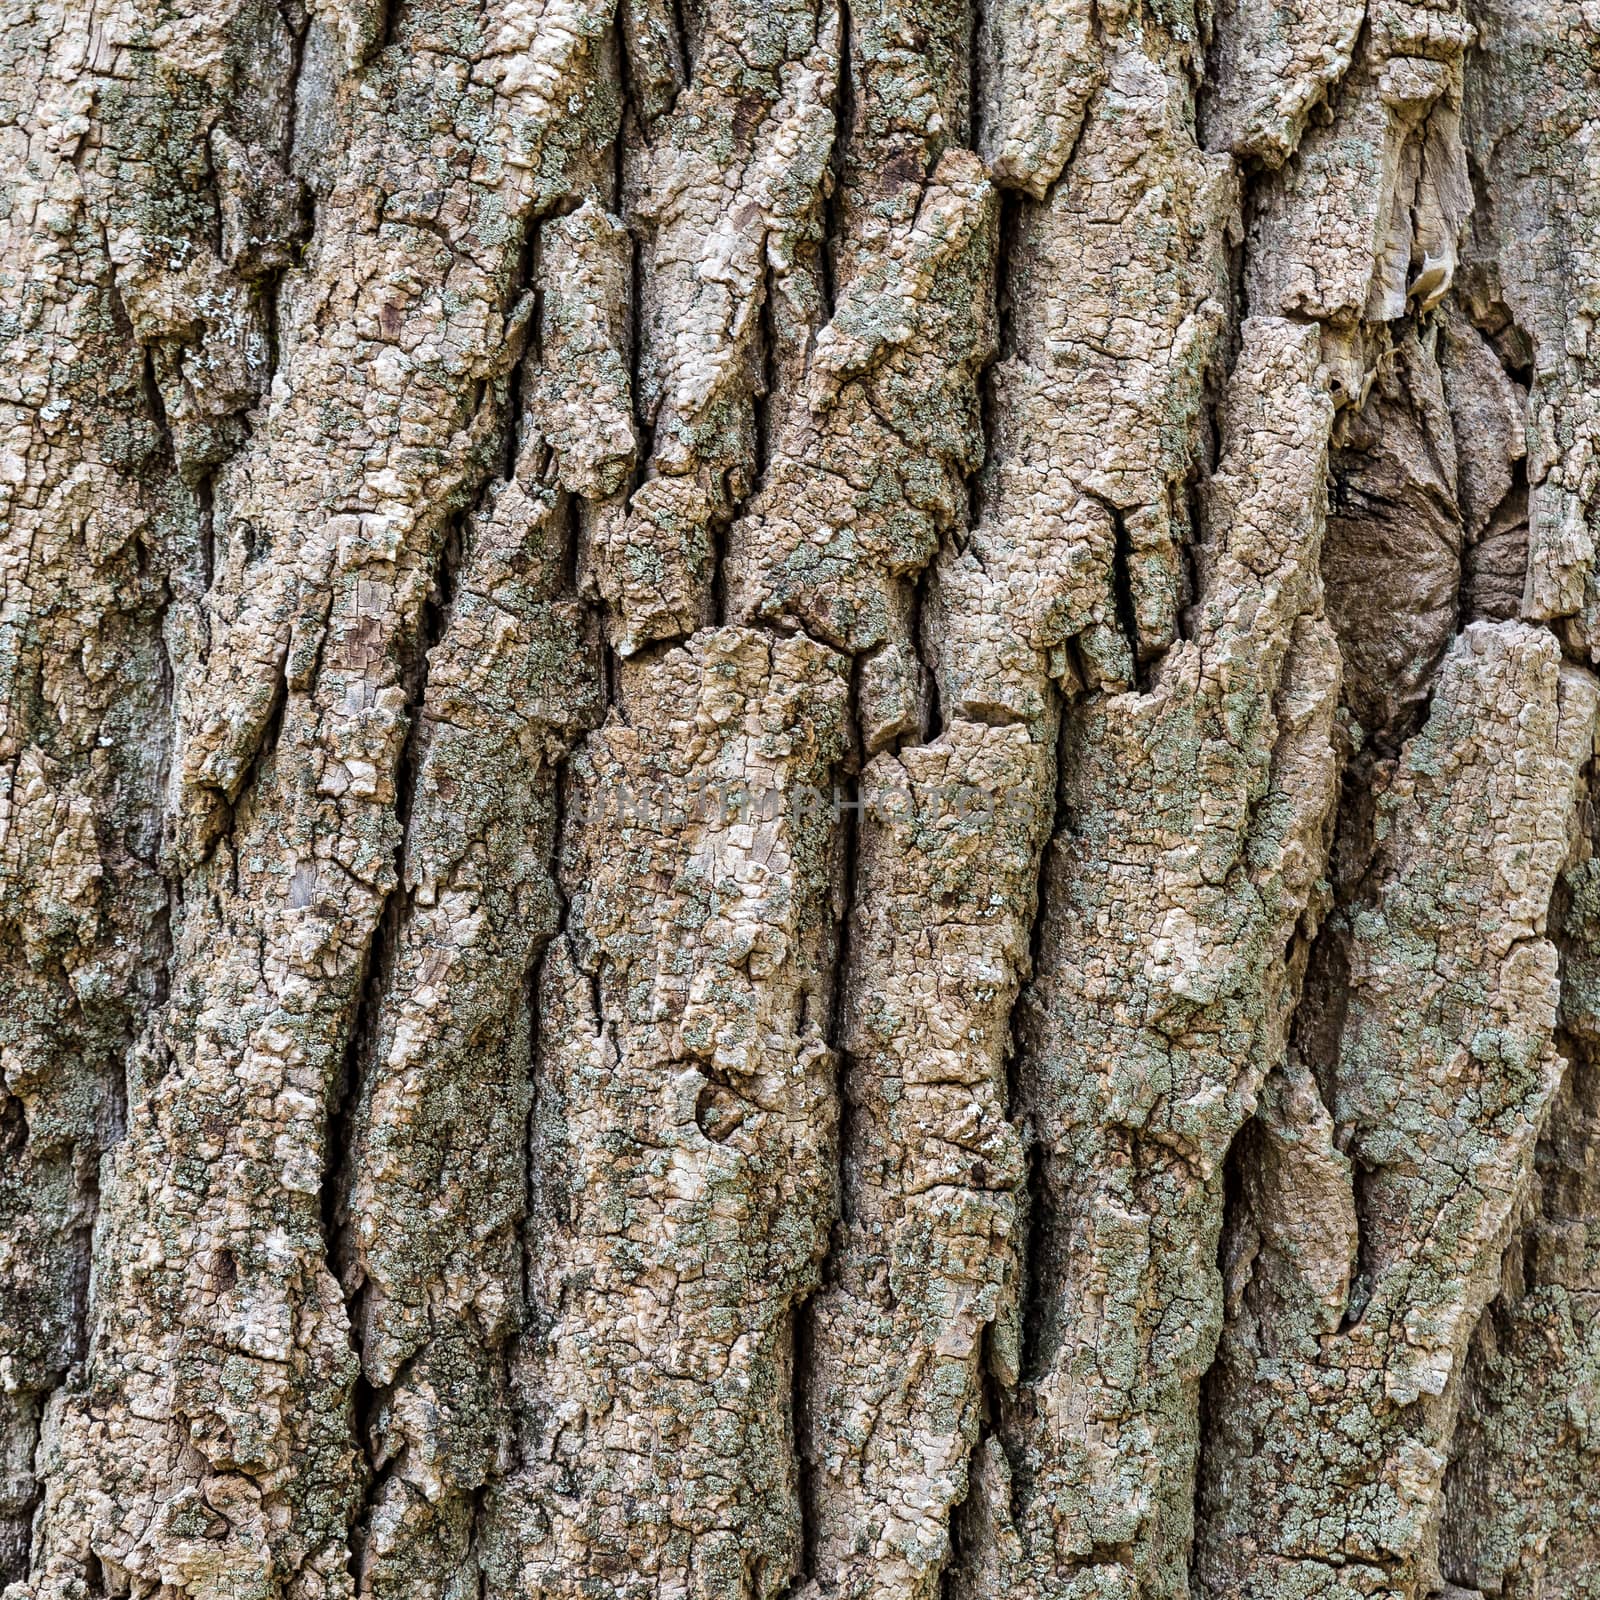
[{"left": 2, "top": 0, "right": 1598, "bottom": 1596}]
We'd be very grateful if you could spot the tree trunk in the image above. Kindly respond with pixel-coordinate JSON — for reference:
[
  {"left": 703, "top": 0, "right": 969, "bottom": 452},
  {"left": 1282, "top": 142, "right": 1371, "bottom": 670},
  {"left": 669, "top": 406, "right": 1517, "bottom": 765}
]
[{"left": 3, "top": 0, "right": 1598, "bottom": 1595}]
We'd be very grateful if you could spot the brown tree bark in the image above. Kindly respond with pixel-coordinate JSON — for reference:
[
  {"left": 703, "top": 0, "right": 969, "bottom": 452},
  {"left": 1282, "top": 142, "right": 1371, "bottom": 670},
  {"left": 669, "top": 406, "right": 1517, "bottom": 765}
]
[{"left": 2, "top": 0, "right": 1598, "bottom": 1596}]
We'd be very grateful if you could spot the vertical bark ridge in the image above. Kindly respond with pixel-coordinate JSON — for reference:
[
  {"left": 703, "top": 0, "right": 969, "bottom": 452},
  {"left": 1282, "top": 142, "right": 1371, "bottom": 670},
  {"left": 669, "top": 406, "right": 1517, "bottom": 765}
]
[
  {"left": 595, "top": 0, "right": 839, "bottom": 651},
  {"left": 1438, "top": 885, "right": 1600, "bottom": 1598},
  {"left": 336, "top": 184, "right": 630, "bottom": 1595},
  {"left": 934, "top": 7, "right": 1266, "bottom": 1598},
  {"left": 0, "top": 0, "right": 306, "bottom": 1578},
  {"left": 1422, "top": 7, "right": 1600, "bottom": 1595},
  {"left": 13, "top": 0, "right": 619, "bottom": 1589},
  {"left": 464, "top": 4, "right": 852, "bottom": 1589},
  {"left": 1193, "top": 5, "right": 1600, "bottom": 1598},
  {"left": 1194, "top": 623, "right": 1596, "bottom": 1599},
  {"left": 340, "top": 469, "right": 604, "bottom": 1600},
  {"left": 480, "top": 627, "right": 851, "bottom": 1598},
  {"left": 801, "top": 0, "right": 1237, "bottom": 1592},
  {"left": 966, "top": 315, "right": 1341, "bottom": 1600},
  {"left": 791, "top": 664, "right": 862, "bottom": 1590},
  {"left": 746, "top": 0, "right": 1053, "bottom": 1592}
]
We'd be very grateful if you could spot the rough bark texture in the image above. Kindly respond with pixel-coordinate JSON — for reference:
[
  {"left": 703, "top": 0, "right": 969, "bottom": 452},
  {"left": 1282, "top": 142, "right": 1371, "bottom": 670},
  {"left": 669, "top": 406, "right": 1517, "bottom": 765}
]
[{"left": 3, "top": 0, "right": 1600, "bottom": 1596}]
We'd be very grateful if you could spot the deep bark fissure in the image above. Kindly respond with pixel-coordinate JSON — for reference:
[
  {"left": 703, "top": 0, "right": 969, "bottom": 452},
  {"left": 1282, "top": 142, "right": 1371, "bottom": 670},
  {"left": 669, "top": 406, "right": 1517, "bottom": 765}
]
[
  {"left": 907, "top": 561, "right": 942, "bottom": 746},
  {"left": 821, "top": 0, "right": 854, "bottom": 319},
  {"left": 967, "top": 189, "right": 1021, "bottom": 539},
  {"left": 972, "top": 683, "right": 1069, "bottom": 1555},
  {"left": 501, "top": 223, "right": 544, "bottom": 482},
  {"left": 751, "top": 261, "right": 779, "bottom": 498},
  {"left": 319, "top": 489, "right": 476, "bottom": 1583},
  {"left": 1106, "top": 502, "right": 1146, "bottom": 691},
  {"left": 623, "top": 227, "right": 655, "bottom": 483},
  {"left": 789, "top": 1273, "right": 822, "bottom": 1589},
  {"left": 791, "top": 668, "right": 864, "bottom": 1578},
  {"left": 670, "top": 0, "right": 694, "bottom": 87}
]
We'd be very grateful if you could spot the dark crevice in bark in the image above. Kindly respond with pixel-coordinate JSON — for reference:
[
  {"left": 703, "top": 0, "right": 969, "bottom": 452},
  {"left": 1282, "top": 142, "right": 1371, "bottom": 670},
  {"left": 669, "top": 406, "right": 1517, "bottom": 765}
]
[
  {"left": 0, "top": 1094, "right": 23, "bottom": 1164},
  {"left": 195, "top": 469, "right": 217, "bottom": 590},
  {"left": 2, "top": 1403, "right": 38, "bottom": 1586},
  {"left": 323, "top": 898, "right": 396, "bottom": 1586},
  {"left": 613, "top": 6, "right": 662, "bottom": 521},
  {"left": 319, "top": 498, "right": 471, "bottom": 1587},
  {"left": 217, "top": 1, "right": 313, "bottom": 471},
  {"left": 4, "top": 1423, "right": 37, "bottom": 1589},
  {"left": 78, "top": 1548, "right": 107, "bottom": 1600},
  {"left": 1178, "top": 481, "right": 1205, "bottom": 646},
  {"left": 1459, "top": 287, "right": 1534, "bottom": 395},
  {"left": 376, "top": 0, "right": 401, "bottom": 61},
  {"left": 671, "top": 0, "right": 695, "bottom": 88},
  {"left": 790, "top": 657, "right": 864, "bottom": 1587},
  {"left": 601, "top": 632, "right": 627, "bottom": 722},
  {"left": 132, "top": 429, "right": 186, "bottom": 1167},
  {"left": 1013, "top": 1135, "right": 1056, "bottom": 1404},
  {"left": 563, "top": 489, "right": 585, "bottom": 598},
  {"left": 623, "top": 224, "right": 656, "bottom": 485},
  {"left": 826, "top": 665, "right": 863, "bottom": 1228},
  {"left": 910, "top": 559, "right": 943, "bottom": 744},
  {"left": 520, "top": 478, "right": 593, "bottom": 1279},
  {"left": 320, "top": 891, "right": 393, "bottom": 1297},
  {"left": 707, "top": 509, "right": 731, "bottom": 629},
  {"left": 752, "top": 263, "right": 779, "bottom": 494},
  {"left": 613, "top": 77, "right": 631, "bottom": 212},
  {"left": 1282, "top": 769, "right": 1362, "bottom": 1159},
  {"left": 278, "top": 0, "right": 311, "bottom": 164},
  {"left": 1011, "top": 696, "right": 1063, "bottom": 1120},
  {"left": 521, "top": 758, "right": 574, "bottom": 1325},
  {"left": 1105, "top": 503, "right": 1147, "bottom": 692},
  {"left": 1338, "top": 1157, "right": 1382, "bottom": 1331},
  {"left": 967, "top": 190, "right": 1020, "bottom": 540},
  {"left": 819, "top": 0, "right": 853, "bottom": 317},
  {"left": 1212, "top": 1122, "right": 1251, "bottom": 1291},
  {"left": 138, "top": 344, "right": 173, "bottom": 453},
  {"left": 251, "top": 149, "right": 312, "bottom": 410},
  {"left": 1179, "top": 317, "right": 1233, "bottom": 648},
  {"left": 790, "top": 1276, "right": 821, "bottom": 1588},
  {"left": 965, "top": 0, "right": 983, "bottom": 150},
  {"left": 410, "top": 517, "right": 464, "bottom": 705},
  {"left": 262, "top": 246, "right": 290, "bottom": 396},
  {"left": 937, "top": 1359, "right": 983, "bottom": 1600},
  {"left": 972, "top": 688, "right": 1069, "bottom": 1556},
  {"left": 467, "top": 1476, "right": 494, "bottom": 1600},
  {"left": 1189, "top": 1121, "right": 1252, "bottom": 1579},
  {"left": 501, "top": 222, "right": 543, "bottom": 482},
  {"left": 611, "top": 0, "right": 649, "bottom": 441}
]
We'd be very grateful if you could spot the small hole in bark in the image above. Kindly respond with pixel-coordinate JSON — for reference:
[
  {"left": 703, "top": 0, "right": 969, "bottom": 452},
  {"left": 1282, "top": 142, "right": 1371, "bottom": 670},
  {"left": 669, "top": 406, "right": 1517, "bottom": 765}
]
[
  {"left": 0, "top": 1094, "right": 24, "bottom": 1159},
  {"left": 84, "top": 1552, "right": 106, "bottom": 1596},
  {"left": 695, "top": 1081, "right": 746, "bottom": 1141}
]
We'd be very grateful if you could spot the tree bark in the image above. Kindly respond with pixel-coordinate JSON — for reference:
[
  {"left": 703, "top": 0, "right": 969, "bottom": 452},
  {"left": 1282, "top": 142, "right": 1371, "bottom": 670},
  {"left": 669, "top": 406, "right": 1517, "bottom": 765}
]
[{"left": 2, "top": 0, "right": 1598, "bottom": 1596}]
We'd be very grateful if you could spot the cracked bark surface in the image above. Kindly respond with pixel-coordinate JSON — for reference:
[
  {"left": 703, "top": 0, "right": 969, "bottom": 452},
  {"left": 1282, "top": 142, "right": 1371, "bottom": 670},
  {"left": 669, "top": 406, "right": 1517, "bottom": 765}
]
[{"left": 5, "top": 0, "right": 1600, "bottom": 1597}]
